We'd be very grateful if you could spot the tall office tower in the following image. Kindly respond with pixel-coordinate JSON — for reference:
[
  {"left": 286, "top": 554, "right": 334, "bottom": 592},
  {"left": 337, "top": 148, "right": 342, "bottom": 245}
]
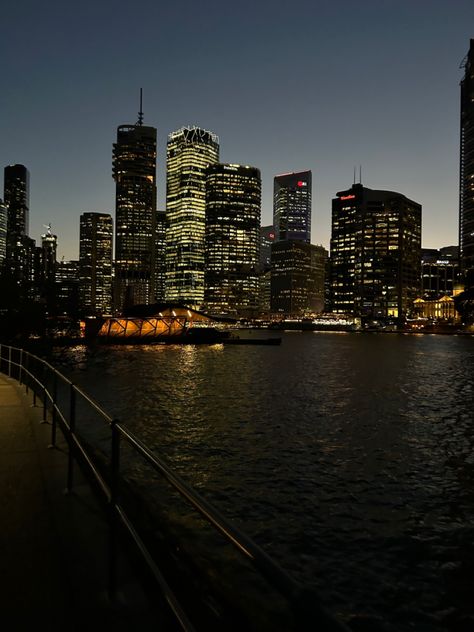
[
  {"left": 0, "top": 199, "right": 7, "bottom": 263},
  {"left": 330, "top": 183, "right": 421, "bottom": 321},
  {"left": 259, "top": 225, "right": 275, "bottom": 272},
  {"left": 273, "top": 171, "right": 311, "bottom": 243},
  {"left": 112, "top": 98, "right": 157, "bottom": 310},
  {"left": 271, "top": 241, "right": 327, "bottom": 315},
  {"left": 166, "top": 126, "right": 219, "bottom": 307},
  {"left": 79, "top": 212, "right": 113, "bottom": 315},
  {"left": 40, "top": 227, "right": 57, "bottom": 283},
  {"left": 4, "top": 164, "right": 29, "bottom": 247},
  {"left": 55, "top": 259, "right": 80, "bottom": 317},
  {"left": 421, "top": 246, "right": 460, "bottom": 299},
  {"left": 460, "top": 39, "right": 474, "bottom": 289},
  {"left": 153, "top": 210, "right": 166, "bottom": 301},
  {"left": 39, "top": 227, "right": 57, "bottom": 311},
  {"left": 205, "top": 164, "right": 261, "bottom": 315}
]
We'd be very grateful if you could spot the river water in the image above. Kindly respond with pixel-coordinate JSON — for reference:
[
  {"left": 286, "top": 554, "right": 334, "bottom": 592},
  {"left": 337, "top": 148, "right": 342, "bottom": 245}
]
[{"left": 53, "top": 332, "right": 474, "bottom": 631}]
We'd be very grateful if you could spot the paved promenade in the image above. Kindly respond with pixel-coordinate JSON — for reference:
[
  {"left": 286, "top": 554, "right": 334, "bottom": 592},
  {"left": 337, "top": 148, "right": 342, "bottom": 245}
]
[{"left": 0, "top": 373, "right": 162, "bottom": 630}]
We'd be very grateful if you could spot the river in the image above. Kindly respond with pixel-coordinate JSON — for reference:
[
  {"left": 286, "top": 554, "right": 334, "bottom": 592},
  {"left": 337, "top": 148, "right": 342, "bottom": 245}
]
[{"left": 52, "top": 332, "right": 474, "bottom": 631}]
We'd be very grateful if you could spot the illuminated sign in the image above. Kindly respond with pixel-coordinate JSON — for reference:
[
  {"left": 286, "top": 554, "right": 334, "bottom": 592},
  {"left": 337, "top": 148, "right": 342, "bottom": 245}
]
[
  {"left": 297, "top": 181, "right": 307, "bottom": 187},
  {"left": 340, "top": 194, "right": 356, "bottom": 200},
  {"left": 269, "top": 233, "right": 275, "bottom": 239}
]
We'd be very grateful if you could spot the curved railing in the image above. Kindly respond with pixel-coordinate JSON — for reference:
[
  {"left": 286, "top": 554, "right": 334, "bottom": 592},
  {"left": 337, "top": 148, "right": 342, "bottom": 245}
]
[{"left": 0, "top": 343, "right": 350, "bottom": 632}]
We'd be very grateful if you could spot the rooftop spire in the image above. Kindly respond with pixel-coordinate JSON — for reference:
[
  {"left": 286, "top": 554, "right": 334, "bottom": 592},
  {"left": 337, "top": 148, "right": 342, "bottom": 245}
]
[{"left": 137, "top": 88, "right": 144, "bottom": 125}]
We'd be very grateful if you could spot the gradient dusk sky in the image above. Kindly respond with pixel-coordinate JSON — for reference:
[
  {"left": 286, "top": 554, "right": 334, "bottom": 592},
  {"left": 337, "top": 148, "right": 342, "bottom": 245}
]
[{"left": 1, "top": 0, "right": 473, "bottom": 260}]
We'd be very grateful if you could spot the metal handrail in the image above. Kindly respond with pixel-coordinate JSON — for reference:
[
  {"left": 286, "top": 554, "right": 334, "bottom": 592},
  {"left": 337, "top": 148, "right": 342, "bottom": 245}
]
[{"left": 0, "top": 343, "right": 350, "bottom": 632}]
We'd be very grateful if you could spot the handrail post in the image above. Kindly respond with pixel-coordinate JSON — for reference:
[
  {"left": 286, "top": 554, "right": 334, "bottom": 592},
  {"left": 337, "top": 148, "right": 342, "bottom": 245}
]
[
  {"left": 8, "top": 346, "right": 12, "bottom": 377},
  {"left": 25, "top": 352, "right": 29, "bottom": 395},
  {"left": 66, "top": 383, "right": 76, "bottom": 493},
  {"left": 19, "top": 348, "right": 23, "bottom": 385},
  {"left": 108, "top": 419, "right": 121, "bottom": 601},
  {"left": 49, "top": 371, "right": 58, "bottom": 448}
]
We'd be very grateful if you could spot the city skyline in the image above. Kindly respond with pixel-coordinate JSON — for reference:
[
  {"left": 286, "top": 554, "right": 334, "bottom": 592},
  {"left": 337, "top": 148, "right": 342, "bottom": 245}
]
[{"left": 1, "top": 1, "right": 473, "bottom": 260}]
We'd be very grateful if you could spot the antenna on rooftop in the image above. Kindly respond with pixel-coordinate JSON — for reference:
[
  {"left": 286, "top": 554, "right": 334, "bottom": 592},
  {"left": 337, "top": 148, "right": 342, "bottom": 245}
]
[
  {"left": 137, "top": 88, "right": 144, "bottom": 125},
  {"left": 359, "top": 165, "right": 362, "bottom": 184},
  {"left": 353, "top": 166, "right": 356, "bottom": 185}
]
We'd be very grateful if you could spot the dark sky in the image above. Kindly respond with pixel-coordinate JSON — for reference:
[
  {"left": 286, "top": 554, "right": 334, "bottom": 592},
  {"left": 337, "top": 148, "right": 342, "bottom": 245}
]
[{"left": 1, "top": 0, "right": 473, "bottom": 259}]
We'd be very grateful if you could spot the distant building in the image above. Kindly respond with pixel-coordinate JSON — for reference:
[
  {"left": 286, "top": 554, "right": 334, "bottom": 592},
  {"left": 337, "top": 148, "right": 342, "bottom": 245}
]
[
  {"left": 271, "top": 241, "right": 327, "bottom": 315},
  {"left": 40, "top": 228, "right": 57, "bottom": 284},
  {"left": 205, "top": 164, "right": 261, "bottom": 315},
  {"left": 273, "top": 171, "right": 311, "bottom": 243},
  {"left": 112, "top": 102, "right": 157, "bottom": 310},
  {"left": 165, "top": 126, "right": 219, "bottom": 307},
  {"left": 0, "top": 199, "right": 7, "bottom": 263},
  {"left": 259, "top": 225, "right": 275, "bottom": 272},
  {"left": 330, "top": 183, "right": 421, "bottom": 321},
  {"left": 4, "top": 164, "right": 29, "bottom": 248},
  {"left": 421, "top": 246, "right": 459, "bottom": 299},
  {"left": 79, "top": 212, "right": 113, "bottom": 315},
  {"left": 459, "top": 39, "right": 474, "bottom": 288},
  {"left": 55, "top": 259, "right": 80, "bottom": 317},
  {"left": 153, "top": 210, "right": 166, "bottom": 301},
  {"left": 3, "top": 164, "right": 31, "bottom": 291}
]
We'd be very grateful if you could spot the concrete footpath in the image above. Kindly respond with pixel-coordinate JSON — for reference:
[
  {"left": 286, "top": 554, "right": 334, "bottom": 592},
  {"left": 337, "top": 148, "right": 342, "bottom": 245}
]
[{"left": 0, "top": 373, "right": 166, "bottom": 631}]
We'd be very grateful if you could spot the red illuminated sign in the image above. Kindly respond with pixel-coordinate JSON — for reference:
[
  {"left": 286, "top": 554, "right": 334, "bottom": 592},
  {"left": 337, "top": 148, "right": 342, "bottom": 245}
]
[
  {"left": 269, "top": 233, "right": 275, "bottom": 239},
  {"left": 340, "top": 194, "right": 356, "bottom": 200},
  {"left": 297, "top": 181, "right": 305, "bottom": 187}
]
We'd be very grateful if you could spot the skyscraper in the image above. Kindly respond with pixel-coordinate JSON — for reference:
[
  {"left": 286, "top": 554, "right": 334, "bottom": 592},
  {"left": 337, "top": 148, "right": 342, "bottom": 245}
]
[
  {"left": 0, "top": 199, "right": 6, "bottom": 263},
  {"left": 79, "top": 212, "right": 113, "bottom": 315},
  {"left": 165, "top": 126, "right": 219, "bottom": 306},
  {"left": 330, "top": 183, "right": 421, "bottom": 321},
  {"left": 273, "top": 171, "right": 312, "bottom": 243},
  {"left": 4, "top": 164, "right": 32, "bottom": 290},
  {"left": 112, "top": 98, "right": 157, "bottom": 310},
  {"left": 205, "top": 164, "right": 261, "bottom": 315},
  {"left": 271, "top": 241, "right": 327, "bottom": 315},
  {"left": 459, "top": 39, "right": 474, "bottom": 288},
  {"left": 4, "top": 164, "right": 29, "bottom": 249}
]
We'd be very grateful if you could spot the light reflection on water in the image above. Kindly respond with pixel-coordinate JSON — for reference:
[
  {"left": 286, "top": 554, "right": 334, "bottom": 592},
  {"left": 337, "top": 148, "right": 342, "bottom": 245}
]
[{"left": 54, "top": 333, "right": 474, "bottom": 631}]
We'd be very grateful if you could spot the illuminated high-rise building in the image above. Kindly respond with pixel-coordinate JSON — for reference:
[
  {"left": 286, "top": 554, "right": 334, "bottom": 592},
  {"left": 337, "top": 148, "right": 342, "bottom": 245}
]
[
  {"left": 79, "top": 212, "right": 113, "bottom": 315},
  {"left": 112, "top": 95, "right": 157, "bottom": 310},
  {"left": 0, "top": 199, "right": 6, "bottom": 263},
  {"left": 165, "top": 126, "right": 219, "bottom": 307},
  {"left": 205, "top": 164, "right": 261, "bottom": 315},
  {"left": 4, "top": 164, "right": 29, "bottom": 248},
  {"left": 460, "top": 39, "right": 474, "bottom": 288},
  {"left": 330, "top": 183, "right": 421, "bottom": 321},
  {"left": 4, "top": 164, "right": 31, "bottom": 290},
  {"left": 153, "top": 210, "right": 166, "bottom": 301},
  {"left": 273, "top": 171, "right": 311, "bottom": 243},
  {"left": 271, "top": 241, "right": 327, "bottom": 315}
]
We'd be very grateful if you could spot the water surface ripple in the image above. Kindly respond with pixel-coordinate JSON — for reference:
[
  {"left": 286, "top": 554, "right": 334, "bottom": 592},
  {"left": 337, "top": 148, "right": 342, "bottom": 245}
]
[{"left": 54, "top": 333, "right": 474, "bottom": 631}]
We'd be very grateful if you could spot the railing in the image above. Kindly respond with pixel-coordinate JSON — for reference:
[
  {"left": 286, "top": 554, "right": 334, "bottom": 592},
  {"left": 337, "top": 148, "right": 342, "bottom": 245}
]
[{"left": 0, "top": 343, "right": 350, "bottom": 632}]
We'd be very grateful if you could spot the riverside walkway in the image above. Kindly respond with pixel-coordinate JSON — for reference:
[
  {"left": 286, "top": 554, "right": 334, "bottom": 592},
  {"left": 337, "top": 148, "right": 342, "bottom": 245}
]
[{"left": 0, "top": 373, "right": 161, "bottom": 630}]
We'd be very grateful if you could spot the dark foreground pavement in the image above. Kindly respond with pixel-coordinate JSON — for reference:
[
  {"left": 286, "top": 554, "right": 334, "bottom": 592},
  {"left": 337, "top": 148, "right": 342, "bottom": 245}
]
[{"left": 0, "top": 373, "right": 164, "bottom": 631}]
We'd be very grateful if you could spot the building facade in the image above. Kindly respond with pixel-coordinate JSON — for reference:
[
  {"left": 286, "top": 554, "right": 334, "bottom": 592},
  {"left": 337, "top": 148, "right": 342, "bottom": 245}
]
[
  {"left": 79, "top": 212, "right": 113, "bottom": 315},
  {"left": 3, "top": 164, "right": 32, "bottom": 291},
  {"left": 421, "top": 246, "right": 459, "bottom": 299},
  {"left": 55, "top": 259, "right": 80, "bottom": 318},
  {"left": 273, "top": 171, "right": 311, "bottom": 243},
  {"left": 330, "top": 183, "right": 421, "bottom": 321},
  {"left": 460, "top": 39, "right": 474, "bottom": 288},
  {"left": 205, "top": 164, "right": 261, "bottom": 315},
  {"left": 0, "top": 199, "right": 6, "bottom": 263},
  {"left": 271, "top": 241, "right": 327, "bottom": 315},
  {"left": 112, "top": 116, "right": 157, "bottom": 310},
  {"left": 165, "top": 126, "right": 219, "bottom": 307},
  {"left": 4, "top": 164, "right": 29, "bottom": 249}
]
